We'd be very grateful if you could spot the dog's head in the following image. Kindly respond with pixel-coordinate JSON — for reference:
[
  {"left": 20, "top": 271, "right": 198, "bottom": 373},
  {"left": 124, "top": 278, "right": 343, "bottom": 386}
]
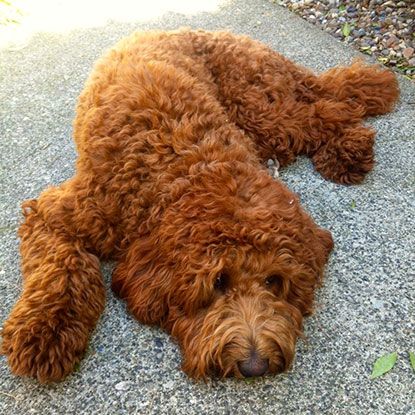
[{"left": 112, "top": 163, "right": 333, "bottom": 378}]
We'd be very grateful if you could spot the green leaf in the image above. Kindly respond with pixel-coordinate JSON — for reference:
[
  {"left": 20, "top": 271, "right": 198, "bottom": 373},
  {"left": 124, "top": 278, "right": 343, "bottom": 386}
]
[
  {"left": 339, "top": 4, "right": 346, "bottom": 12},
  {"left": 360, "top": 47, "right": 372, "bottom": 56},
  {"left": 342, "top": 22, "right": 352, "bottom": 37},
  {"left": 243, "top": 378, "right": 254, "bottom": 384},
  {"left": 370, "top": 352, "right": 397, "bottom": 379},
  {"left": 351, "top": 199, "right": 356, "bottom": 209},
  {"left": 409, "top": 352, "right": 415, "bottom": 372}
]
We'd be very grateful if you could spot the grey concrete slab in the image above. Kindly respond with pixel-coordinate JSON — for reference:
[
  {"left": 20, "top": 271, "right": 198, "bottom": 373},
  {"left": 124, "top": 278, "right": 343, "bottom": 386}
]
[{"left": 0, "top": 1, "right": 414, "bottom": 414}]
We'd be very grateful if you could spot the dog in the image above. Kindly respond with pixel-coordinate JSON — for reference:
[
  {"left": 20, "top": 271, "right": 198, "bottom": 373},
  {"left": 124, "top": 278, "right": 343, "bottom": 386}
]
[{"left": 1, "top": 30, "right": 399, "bottom": 382}]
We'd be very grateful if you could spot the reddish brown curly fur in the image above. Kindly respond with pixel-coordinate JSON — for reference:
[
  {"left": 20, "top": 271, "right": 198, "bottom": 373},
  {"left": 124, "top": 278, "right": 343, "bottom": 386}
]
[{"left": 1, "top": 30, "right": 399, "bottom": 382}]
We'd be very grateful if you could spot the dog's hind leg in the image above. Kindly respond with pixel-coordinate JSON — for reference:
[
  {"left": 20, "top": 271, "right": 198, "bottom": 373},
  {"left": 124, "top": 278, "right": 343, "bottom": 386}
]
[
  {"left": 301, "top": 62, "right": 399, "bottom": 184},
  {"left": 224, "top": 89, "right": 376, "bottom": 184},
  {"left": 298, "top": 99, "right": 377, "bottom": 184},
  {"left": 286, "top": 62, "right": 399, "bottom": 184},
  {"left": 0, "top": 180, "right": 111, "bottom": 383},
  {"left": 221, "top": 65, "right": 393, "bottom": 184},
  {"left": 316, "top": 61, "right": 399, "bottom": 117},
  {"left": 202, "top": 34, "right": 397, "bottom": 183},
  {"left": 310, "top": 123, "right": 376, "bottom": 184}
]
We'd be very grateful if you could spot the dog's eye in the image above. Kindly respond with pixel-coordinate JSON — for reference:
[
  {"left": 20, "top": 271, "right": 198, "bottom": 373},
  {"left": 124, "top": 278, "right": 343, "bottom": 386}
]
[
  {"left": 214, "top": 272, "right": 229, "bottom": 292},
  {"left": 265, "top": 274, "right": 283, "bottom": 291}
]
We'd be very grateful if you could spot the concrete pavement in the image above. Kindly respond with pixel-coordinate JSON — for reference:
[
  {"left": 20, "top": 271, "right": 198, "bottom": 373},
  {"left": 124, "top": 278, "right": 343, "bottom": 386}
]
[{"left": 0, "top": 1, "right": 414, "bottom": 413}]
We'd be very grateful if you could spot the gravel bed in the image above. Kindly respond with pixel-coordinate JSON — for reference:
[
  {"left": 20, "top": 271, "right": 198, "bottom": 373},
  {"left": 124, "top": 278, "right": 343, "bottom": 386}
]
[{"left": 277, "top": 0, "right": 415, "bottom": 80}]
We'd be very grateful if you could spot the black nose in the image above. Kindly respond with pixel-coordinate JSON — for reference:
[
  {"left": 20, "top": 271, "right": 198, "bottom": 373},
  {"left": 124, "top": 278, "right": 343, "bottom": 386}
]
[{"left": 238, "top": 352, "right": 269, "bottom": 377}]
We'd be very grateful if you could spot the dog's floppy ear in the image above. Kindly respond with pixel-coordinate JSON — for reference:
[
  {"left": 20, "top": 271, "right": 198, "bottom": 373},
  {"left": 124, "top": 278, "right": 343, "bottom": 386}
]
[
  {"left": 112, "top": 237, "right": 170, "bottom": 325},
  {"left": 314, "top": 227, "right": 334, "bottom": 269},
  {"left": 285, "top": 223, "right": 334, "bottom": 316}
]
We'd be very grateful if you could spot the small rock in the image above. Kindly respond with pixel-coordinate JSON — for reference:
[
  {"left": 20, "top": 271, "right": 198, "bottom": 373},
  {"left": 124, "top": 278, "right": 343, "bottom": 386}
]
[
  {"left": 115, "top": 381, "right": 130, "bottom": 391},
  {"left": 396, "top": 1, "right": 406, "bottom": 7},
  {"left": 381, "top": 49, "right": 390, "bottom": 56},
  {"left": 163, "top": 380, "right": 175, "bottom": 390},
  {"left": 403, "top": 47, "right": 414, "bottom": 59},
  {"left": 154, "top": 338, "right": 164, "bottom": 347},
  {"left": 356, "top": 28, "right": 366, "bottom": 37},
  {"left": 408, "top": 58, "right": 415, "bottom": 66},
  {"left": 385, "top": 34, "right": 399, "bottom": 47},
  {"left": 372, "top": 299, "right": 384, "bottom": 310}
]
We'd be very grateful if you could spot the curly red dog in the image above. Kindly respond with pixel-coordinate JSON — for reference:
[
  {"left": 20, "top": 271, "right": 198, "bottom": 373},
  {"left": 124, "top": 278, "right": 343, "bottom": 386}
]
[{"left": 1, "top": 30, "right": 399, "bottom": 382}]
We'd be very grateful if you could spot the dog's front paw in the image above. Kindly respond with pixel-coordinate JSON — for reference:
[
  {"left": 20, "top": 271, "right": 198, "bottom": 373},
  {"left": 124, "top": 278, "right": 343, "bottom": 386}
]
[
  {"left": 312, "top": 126, "right": 375, "bottom": 185},
  {"left": 1, "top": 306, "right": 89, "bottom": 383}
]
